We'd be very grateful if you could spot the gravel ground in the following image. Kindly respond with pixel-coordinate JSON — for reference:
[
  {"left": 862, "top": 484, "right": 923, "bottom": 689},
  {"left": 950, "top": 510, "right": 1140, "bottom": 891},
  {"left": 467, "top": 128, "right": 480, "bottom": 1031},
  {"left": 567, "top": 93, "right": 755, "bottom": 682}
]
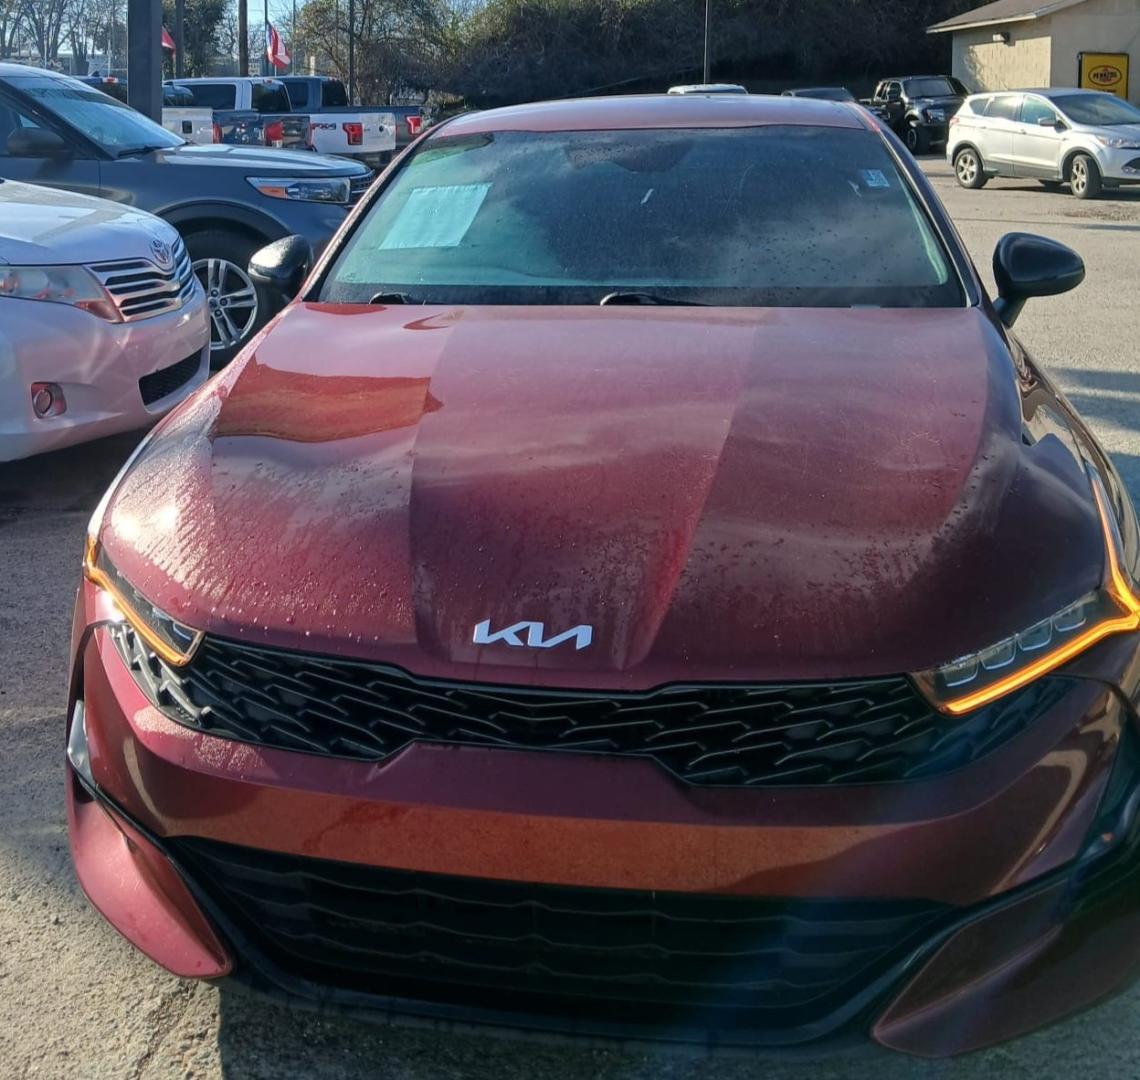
[{"left": 3, "top": 158, "right": 1140, "bottom": 1079}]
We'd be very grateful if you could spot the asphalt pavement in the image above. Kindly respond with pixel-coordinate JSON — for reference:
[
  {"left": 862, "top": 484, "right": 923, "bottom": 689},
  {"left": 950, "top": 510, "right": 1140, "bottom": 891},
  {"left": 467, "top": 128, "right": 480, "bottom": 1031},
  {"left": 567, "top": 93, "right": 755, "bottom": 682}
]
[{"left": 3, "top": 158, "right": 1140, "bottom": 1079}]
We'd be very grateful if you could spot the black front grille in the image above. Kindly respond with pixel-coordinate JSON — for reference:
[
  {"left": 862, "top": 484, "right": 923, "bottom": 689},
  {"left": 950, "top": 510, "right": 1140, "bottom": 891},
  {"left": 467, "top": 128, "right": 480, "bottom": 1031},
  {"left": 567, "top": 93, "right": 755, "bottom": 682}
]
[
  {"left": 138, "top": 351, "right": 202, "bottom": 406},
  {"left": 172, "top": 837, "right": 949, "bottom": 1036},
  {"left": 111, "top": 627, "right": 1062, "bottom": 787},
  {"left": 349, "top": 171, "right": 374, "bottom": 204}
]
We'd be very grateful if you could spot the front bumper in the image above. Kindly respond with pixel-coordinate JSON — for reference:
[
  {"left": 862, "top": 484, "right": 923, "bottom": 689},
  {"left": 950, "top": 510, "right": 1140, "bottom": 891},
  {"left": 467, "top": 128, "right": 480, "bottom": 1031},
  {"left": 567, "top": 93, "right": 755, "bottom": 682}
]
[
  {"left": 67, "top": 583, "right": 1140, "bottom": 1056},
  {"left": 0, "top": 292, "right": 209, "bottom": 462},
  {"left": 1092, "top": 146, "right": 1140, "bottom": 183}
]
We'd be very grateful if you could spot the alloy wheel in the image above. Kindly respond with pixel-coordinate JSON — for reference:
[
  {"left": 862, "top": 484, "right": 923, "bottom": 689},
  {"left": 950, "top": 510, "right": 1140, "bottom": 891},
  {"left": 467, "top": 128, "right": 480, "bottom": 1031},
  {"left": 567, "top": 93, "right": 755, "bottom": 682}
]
[
  {"left": 1071, "top": 158, "right": 1087, "bottom": 197},
  {"left": 193, "top": 257, "right": 259, "bottom": 354},
  {"left": 956, "top": 151, "right": 977, "bottom": 186}
]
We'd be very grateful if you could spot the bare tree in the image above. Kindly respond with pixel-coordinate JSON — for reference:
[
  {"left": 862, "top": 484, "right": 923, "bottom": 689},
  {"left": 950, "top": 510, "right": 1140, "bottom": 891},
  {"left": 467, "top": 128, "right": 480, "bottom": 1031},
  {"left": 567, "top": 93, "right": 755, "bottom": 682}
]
[{"left": 19, "top": 0, "right": 68, "bottom": 63}]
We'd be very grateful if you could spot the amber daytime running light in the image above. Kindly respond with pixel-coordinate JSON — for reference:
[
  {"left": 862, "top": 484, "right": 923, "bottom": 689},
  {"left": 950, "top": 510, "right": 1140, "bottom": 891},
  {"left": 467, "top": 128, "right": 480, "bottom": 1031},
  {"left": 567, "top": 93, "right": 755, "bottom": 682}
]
[
  {"left": 83, "top": 536, "right": 201, "bottom": 667},
  {"left": 919, "top": 470, "right": 1140, "bottom": 715}
]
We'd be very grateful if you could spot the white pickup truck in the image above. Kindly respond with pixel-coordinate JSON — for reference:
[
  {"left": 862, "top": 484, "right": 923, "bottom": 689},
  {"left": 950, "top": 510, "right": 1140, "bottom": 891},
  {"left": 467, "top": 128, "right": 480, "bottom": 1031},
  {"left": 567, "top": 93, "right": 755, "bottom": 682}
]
[
  {"left": 173, "top": 75, "right": 395, "bottom": 164},
  {"left": 279, "top": 76, "right": 397, "bottom": 165}
]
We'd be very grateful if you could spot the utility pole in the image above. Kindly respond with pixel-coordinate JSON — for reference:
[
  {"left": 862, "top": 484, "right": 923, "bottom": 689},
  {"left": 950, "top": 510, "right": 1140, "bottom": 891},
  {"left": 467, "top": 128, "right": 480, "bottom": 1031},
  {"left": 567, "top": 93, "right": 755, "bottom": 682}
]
[
  {"left": 126, "top": 0, "right": 162, "bottom": 120},
  {"left": 347, "top": 0, "right": 355, "bottom": 104},
  {"left": 238, "top": 0, "right": 248, "bottom": 75},
  {"left": 174, "top": 0, "right": 184, "bottom": 77},
  {"left": 263, "top": 0, "right": 268, "bottom": 75},
  {"left": 702, "top": 0, "right": 711, "bottom": 83},
  {"left": 292, "top": 0, "right": 297, "bottom": 74}
]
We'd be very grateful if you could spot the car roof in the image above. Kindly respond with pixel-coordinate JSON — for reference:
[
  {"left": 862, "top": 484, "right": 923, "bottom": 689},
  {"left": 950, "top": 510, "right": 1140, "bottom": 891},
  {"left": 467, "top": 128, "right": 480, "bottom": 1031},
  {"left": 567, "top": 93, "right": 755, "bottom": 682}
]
[
  {"left": 968, "top": 86, "right": 1103, "bottom": 98},
  {"left": 0, "top": 62, "right": 69, "bottom": 78},
  {"left": 441, "top": 94, "right": 868, "bottom": 136}
]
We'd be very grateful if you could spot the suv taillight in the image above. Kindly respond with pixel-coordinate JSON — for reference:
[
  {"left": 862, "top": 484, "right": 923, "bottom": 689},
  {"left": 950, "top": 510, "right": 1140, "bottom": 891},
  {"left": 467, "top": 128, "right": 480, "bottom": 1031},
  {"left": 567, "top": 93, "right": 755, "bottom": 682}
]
[
  {"left": 949, "top": 115, "right": 959, "bottom": 127},
  {"left": 406, "top": 115, "right": 423, "bottom": 136},
  {"left": 342, "top": 121, "right": 363, "bottom": 146},
  {"left": 211, "top": 121, "right": 222, "bottom": 143},
  {"left": 264, "top": 120, "right": 285, "bottom": 146}
]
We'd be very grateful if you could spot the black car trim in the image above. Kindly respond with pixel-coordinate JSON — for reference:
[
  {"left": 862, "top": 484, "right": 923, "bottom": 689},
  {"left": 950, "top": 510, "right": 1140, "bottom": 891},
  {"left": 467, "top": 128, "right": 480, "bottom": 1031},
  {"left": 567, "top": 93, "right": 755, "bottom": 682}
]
[{"left": 66, "top": 745, "right": 1140, "bottom": 1053}]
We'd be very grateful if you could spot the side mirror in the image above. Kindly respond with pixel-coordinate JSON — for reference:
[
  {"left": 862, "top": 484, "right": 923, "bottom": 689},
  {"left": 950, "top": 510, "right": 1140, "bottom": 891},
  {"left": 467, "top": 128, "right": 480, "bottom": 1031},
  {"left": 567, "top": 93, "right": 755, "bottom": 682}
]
[
  {"left": 7, "top": 128, "right": 72, "bottom": 159},
  {"left": 248, "top": 235, "right": 313, "bottom": 308},
  {"left": 992, "top": 232, "right": 1084, "bottom": 328}
]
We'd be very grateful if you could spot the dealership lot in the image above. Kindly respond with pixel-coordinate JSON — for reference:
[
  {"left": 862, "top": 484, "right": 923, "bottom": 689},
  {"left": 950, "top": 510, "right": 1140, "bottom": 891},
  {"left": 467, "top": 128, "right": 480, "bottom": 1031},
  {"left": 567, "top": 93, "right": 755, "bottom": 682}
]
[{"left": 4, "top": 158, "right": 1140, "bottom": 1079}]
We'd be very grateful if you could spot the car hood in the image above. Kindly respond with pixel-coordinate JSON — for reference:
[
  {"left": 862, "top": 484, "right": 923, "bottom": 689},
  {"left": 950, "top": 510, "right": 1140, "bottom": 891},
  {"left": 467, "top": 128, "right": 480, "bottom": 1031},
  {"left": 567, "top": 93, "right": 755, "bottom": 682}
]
[
  {"left": 0, "top": 178, "right": 180, "bottom": 265},
  {"left": 1077, "top": 121, "right": 1140, "bottom": 139},
  {"left": 100, "top": 303, "right": 1103, "bottom": 689},
  {"left": 153, "top": 142, "right": 366, "bottom": 174}
]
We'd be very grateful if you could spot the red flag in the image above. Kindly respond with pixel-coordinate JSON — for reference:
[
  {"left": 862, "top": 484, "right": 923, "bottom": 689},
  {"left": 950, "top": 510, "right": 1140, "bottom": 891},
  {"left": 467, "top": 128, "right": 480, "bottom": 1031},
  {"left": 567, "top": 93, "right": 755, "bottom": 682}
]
[
  {"left": 161, "top": 26, "right": 176, "bottom": 53},
  {"left": 266, "top": 23, "right": 291, "bottom": 71}
]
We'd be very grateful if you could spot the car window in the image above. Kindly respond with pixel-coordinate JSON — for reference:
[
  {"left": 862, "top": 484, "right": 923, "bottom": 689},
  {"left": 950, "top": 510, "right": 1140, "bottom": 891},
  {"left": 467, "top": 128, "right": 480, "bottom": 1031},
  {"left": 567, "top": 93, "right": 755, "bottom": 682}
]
[
  {"left": 281, "top": 80, "right": 308, "bottom": 110},
  {"left": 1020, "top": 98, "right": 1058, "bottom": 126},
  {"left": 904, "top": 78, "right": 959, "bottom": 98},
  {"left": 0, "top": 98, "right": 43, "bottom": 157},
  {"left": 252, "top": 82, "right": 291, "bottom": 113},
  {"left": 323, "top": 126, "right": 961, "bottom": 309},
  {"left": 322, "top": 80, "right": 349, "bottom": 108},
  {"left": 1052, "top": 93, "right": 1140, "bottom": 126},
  {"left": 182, "top": 82, "right": 236, "bottom": 110},
  {"left": 5, "top": 74, "right": 183, "bottom": 153},
  {"left": 984, "top": 95, "right": 1021, "bottom": 121}
]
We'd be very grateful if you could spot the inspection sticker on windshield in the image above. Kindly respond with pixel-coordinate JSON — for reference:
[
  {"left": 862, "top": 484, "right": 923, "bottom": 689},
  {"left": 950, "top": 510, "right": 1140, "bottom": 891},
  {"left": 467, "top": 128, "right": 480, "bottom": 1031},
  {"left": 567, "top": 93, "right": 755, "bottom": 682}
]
[
  {"left": 379, "top": 183, "right": 491, "bottom": 249},
  {"left": 860, "top": 169, "right": 890, "bottom": 188}
]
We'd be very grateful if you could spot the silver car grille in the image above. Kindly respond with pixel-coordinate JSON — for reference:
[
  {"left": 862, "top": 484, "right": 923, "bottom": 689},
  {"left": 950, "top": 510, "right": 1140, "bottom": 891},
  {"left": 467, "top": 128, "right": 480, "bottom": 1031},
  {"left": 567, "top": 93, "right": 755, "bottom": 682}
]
[{"left": 89, "top": 238, "right": 197, "bottom": 322}]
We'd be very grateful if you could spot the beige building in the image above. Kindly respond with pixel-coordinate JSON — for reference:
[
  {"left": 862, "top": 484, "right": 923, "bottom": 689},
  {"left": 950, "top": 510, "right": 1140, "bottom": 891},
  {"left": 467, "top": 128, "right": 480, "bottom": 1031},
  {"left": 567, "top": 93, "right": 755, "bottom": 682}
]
[{"left": 928, "top": 0, "right": 1140, "bottom": 105}]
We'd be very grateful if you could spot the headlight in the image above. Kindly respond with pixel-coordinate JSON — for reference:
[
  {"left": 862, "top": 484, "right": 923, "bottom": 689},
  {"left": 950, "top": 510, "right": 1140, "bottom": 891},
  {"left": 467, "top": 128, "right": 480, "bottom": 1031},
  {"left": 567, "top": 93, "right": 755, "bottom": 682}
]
[
  {"left": 917, "top": 469, "right": 1140, "bottom": 714},
  {"left": 247, "top": 176, "right": 351, "bottom": 203},
  {"left": 1096, "top": 135, "right": 1140, "bottom": 150},
  {"left": 83, "top": 536, "right": 201, "bottom": 666},
  {"left": 0, "top": 264, "right": 119, "bottom": 321}
]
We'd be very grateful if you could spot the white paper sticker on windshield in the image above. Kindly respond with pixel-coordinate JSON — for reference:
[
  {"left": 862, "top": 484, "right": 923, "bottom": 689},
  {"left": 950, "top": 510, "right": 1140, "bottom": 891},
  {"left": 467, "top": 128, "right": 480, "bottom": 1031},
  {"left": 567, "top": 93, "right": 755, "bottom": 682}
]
[
  {"left": 860, "top": 169, "right": 890, "bottom": 188},
  {"left": 379, "top": 183, "right": 491, "bottom": 249}
]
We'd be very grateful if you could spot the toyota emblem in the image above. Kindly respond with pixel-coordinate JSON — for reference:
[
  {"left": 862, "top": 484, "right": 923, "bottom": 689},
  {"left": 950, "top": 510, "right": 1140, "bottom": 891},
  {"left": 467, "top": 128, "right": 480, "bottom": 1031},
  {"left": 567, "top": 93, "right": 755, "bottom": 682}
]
[{"left": 150, "top": 238, "right": 173, "bottom": 270}]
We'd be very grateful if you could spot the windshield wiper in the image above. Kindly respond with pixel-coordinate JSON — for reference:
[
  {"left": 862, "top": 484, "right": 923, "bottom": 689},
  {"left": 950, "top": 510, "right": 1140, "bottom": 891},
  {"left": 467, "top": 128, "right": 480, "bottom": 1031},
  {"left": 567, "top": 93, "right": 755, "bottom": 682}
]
[
  {"left": 368, "top": 291, "right": 421, "bottom": 305},
  {"left": 115, "top": 145, "right": 170, "bottom": 158},
  {"left": 599, "top": 291, "right": 709, "bottom": 307}
]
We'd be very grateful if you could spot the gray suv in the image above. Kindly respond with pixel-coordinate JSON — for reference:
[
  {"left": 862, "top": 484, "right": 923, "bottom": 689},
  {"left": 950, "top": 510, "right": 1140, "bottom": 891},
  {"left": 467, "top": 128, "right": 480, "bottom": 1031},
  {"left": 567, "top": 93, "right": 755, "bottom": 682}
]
[{"left": 0, "top": 64, "right": 371, "bottom": 362}]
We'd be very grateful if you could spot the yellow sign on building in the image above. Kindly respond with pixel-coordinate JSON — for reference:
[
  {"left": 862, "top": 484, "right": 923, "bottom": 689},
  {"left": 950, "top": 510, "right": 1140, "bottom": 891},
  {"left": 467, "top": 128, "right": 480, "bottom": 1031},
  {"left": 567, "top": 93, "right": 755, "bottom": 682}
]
[{"left": 1079, "top": 52, "right": 1129, "bottom": 99}]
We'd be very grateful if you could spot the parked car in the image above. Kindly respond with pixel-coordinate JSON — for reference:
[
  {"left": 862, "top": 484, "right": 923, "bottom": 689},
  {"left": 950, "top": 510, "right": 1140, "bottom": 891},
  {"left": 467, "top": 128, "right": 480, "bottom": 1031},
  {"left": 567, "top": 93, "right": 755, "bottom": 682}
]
[
  {"left": 866, "top": 74, "right": 967, "bottom": 153},
  {"left": 948, "top": 88, "right": 1140, "bottom": 199},
  {"left": 0, "top": 64, "right": 371, "bottom": 363},
  {"left": 277, "top": 75, "right": 396, "bottom": 164},
  {"left": 0, "top": 178, "right": 208, "bottom": 461},
  {"left": 667, "top": 82, "right": 747, "bottom": 94},
  {"left": 167, "top": 77, "right": 311, "bottom": 151},
  {"left": 782, "top": 85, "right": 889, "bottom": 121},
  {"left": 69, "top": 93, "right": 1140, "bottom": 1057}
]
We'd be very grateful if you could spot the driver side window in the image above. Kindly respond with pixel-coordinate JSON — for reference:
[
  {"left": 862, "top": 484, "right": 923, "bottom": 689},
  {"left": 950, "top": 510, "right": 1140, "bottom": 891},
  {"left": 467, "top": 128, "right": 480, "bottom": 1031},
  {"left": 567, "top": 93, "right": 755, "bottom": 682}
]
[
  {"left": 1020, "top": 98, "right": 1058, "bottom": 126},
  {"left": 0, "top": 100, "right": 43, "bottom": 158}
]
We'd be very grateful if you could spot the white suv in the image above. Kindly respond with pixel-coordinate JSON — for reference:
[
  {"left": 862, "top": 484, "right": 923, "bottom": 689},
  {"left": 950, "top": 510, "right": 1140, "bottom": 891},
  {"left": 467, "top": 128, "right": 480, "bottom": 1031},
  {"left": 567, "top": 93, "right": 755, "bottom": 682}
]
[
  {"left": 947, "top": 88, "right": 1140, "bottom": 199},
  {"left": 0, "top": 179, "right": 209, "bottom": 461}
]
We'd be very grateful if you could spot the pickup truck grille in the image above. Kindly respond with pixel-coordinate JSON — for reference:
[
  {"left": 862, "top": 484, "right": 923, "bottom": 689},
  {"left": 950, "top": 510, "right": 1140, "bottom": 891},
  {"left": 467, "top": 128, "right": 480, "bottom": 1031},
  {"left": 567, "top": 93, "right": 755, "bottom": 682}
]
[{"left": 90, "top": 237, "right": 197, "bottom": 322}]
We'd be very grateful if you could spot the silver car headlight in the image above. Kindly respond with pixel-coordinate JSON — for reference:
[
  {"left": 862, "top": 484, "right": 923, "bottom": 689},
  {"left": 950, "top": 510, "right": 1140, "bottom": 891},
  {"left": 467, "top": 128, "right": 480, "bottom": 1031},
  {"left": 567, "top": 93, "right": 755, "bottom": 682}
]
[
  {"left": 0, "top": 264, "right": 119, "bottom": 321},
  {"left": 1096, "top": 135, "right": 1140, "bottom": 150},
  {"left": 247, "top": 176, "right": 352, "bottom": 203}
]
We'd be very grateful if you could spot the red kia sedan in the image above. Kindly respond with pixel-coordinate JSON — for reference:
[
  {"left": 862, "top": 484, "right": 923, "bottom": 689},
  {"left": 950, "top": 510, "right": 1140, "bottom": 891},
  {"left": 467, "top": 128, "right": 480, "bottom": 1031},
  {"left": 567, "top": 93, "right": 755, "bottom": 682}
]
[{"left": 67, "top": 95, "right": 1140, "bottom": 1057}]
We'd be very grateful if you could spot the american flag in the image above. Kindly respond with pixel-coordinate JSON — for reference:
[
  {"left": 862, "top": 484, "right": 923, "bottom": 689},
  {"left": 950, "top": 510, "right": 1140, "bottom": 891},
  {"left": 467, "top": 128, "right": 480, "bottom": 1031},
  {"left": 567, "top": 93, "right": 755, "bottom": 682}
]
[
  {"left": 161, "top": 26, "right": 176, "bottom": 53},
  {"left": 266, "top": 23, "right": 291, "bottom": 71}
]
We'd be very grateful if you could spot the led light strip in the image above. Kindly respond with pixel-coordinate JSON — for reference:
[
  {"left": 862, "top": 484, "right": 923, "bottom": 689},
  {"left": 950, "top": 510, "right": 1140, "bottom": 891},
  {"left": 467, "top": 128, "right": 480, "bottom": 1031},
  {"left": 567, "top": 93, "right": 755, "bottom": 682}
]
[
  {"left": 940, "top": 474, "right": 1140, "bottom": 715},
  {"left": 83, "top": 536, "right": 202, "bottom": 667}
]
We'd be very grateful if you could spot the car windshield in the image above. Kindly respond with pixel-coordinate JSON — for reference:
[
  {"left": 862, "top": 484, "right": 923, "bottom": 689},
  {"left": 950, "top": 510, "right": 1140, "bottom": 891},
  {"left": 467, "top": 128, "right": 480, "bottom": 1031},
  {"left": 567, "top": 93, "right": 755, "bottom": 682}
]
[
  {"left": 904, "top": 78, "right": 960, "bottom": 98},
  {"left": 9, "top": 74, "right": 183, "bottom": 153},
  {"left": 1053, "top": 93, "right": 1140, "bottom": 126},
  {"left": 322, "top": 126, "right": 960, "bottom": 308},
  {"left": 797, "top": 88, "right": 854, "bottom": 101}
]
